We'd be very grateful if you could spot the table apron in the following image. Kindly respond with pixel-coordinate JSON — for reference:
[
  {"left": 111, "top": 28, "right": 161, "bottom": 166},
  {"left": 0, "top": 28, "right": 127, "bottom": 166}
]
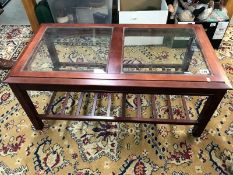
[{"left": 13, "top": 83, "right": 226, "bottom": 96}]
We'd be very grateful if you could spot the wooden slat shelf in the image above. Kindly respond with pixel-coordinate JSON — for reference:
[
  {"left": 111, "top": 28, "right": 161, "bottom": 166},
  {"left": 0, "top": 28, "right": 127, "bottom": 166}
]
[
  {"left": 121, "top": 93, "right": 126, "bottom": 117},
  {"left": 39, "top": 114, "right": 198, "bottom": 125},
  {"left": 123, "top": 63, "right": 182, "bottom": 68},
  {"left": 61, "top": 92, "right": 70, "bottom": 114},
  {"left": 151, "top": 95, "right": 158, "bottom": 118},
  {"left": 182, "top": 96, "right": 190, "bottom": 120},
  {"left": 166, "top": 95, "right": 173, "bottom": 120},
  {"left": 61, "top": 62, "right": 106, "bottom": 68},
  {"left": 44, "top": 92, "right": 198, "bottom": 125},
  {"left": 91, "top": 93, "right": 98, "bottom": 116},
  {"left": 137, "top": 94, "right": 141, "bottom": 119},
  {"left": 76, "top": 92, "right": 84, "bottom": 115},
  {"left": 45, "top": 91, "right": 57, "bottom": 115},
  {"left": 106, "top": 93, "right": 112, "bottom": 117}
]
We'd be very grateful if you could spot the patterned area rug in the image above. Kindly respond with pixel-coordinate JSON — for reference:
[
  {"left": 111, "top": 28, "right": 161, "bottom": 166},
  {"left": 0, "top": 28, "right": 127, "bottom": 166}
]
[
  {"left": 0, "top": 24, "right": 233, "bottom": 175},
  {"left": 0, "top": 25, "right": 32, "bottom": 69}
]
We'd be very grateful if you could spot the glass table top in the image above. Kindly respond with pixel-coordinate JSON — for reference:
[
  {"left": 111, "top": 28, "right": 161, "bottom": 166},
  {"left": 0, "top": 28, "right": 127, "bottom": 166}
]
[
  {"left": 122, "top": 28, "right": 209, "bottom": 75},
  {"left": 23, "top": 26, "right": 210, "bottom": 75},
  {"left": 24, "top": 27, "right": 113, "bottom": 73}
]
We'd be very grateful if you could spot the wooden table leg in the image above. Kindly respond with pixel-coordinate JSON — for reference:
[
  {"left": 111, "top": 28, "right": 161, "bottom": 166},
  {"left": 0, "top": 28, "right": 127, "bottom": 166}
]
[
  {"left": 21, "top": 0, "right": 39, "bottom": 33},
  {"left": 192, "top": 90, "right": 226, "bottom": 137},
  {"left": 9, "top": 84, "right": 44, "bottom": 130}
]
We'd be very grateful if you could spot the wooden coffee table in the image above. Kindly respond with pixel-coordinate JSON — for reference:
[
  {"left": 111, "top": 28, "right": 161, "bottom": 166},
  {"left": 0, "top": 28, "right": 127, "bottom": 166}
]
[{"left": 5, "top": 24, "right": 232, "bottom": 137}]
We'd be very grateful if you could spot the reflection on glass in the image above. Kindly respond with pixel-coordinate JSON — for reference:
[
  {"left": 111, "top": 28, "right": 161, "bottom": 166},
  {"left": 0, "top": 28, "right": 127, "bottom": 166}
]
[
  {"left": 122, "top": 28, "right": 210, "bottom": 75},
  {"left": 24, "top": 27, "right": 112, "bottom": 73}
]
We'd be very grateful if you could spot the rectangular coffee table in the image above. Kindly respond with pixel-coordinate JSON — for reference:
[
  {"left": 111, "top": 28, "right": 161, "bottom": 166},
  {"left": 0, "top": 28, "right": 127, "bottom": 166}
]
[{"left": 5, "top": 24, "right": 232, "bottom": 137}]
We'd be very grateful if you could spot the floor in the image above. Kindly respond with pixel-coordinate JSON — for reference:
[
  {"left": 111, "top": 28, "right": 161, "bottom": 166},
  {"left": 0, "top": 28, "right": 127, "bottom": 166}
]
[{"left": 0, "top": 0, "right": 29, "bottom": 24}]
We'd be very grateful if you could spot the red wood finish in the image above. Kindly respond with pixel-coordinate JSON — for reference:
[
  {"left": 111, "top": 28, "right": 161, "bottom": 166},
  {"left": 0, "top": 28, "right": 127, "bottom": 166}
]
[
  {"left": 192, "top": 91, "right": 226, "bottom": 136},
  {"left": 4, "top": 24, "right": 232, "bottom": 137},
  {"left": 6, "top": 24, "right": 232, "bottom": 90},
  {"left": 9, "top": 84, "right": 44, "bottom": 129},
  {"left": 5, "top": 77, "right": 231, "bottom": 92},
  {"left": 182, "top": 96, "right": 190, "bottom": 120},
  {"left": 39, "top": 114, "right": 199, "bottom": 125},
  {"left": 107, "top": 26, "right": 123, "bottom": 74}
]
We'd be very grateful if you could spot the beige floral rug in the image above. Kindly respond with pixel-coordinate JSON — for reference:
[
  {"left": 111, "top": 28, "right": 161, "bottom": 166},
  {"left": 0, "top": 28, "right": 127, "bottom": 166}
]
[{"left": 0, "top": 25, "right": 233, "bottom": 175}]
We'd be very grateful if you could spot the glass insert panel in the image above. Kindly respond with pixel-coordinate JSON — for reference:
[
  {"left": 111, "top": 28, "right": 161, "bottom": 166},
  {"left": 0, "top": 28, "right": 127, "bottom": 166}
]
[
  {"left": 122, "top": 28, "right": 210, "bottom": 75},
  {"left": 24, "top": 27, "right": 112, "bottom": 73}
]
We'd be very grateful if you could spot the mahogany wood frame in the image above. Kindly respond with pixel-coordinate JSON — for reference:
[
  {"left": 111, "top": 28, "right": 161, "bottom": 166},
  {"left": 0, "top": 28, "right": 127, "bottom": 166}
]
[{"left": 5, "top": 24, "right": 232, "bottom": 137}]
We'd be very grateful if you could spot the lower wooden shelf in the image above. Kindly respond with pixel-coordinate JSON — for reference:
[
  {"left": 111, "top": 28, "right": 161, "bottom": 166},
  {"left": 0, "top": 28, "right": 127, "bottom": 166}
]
[
  {"left": 39, "top": 92, "right": 200, "bottom": 125},
  {"left": 39, "top": 114, "right": 198, "bottom": 125}
]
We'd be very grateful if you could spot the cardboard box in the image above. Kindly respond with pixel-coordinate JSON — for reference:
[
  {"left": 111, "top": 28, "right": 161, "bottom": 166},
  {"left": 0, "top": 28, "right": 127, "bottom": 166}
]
[{"left": 118, "top": 0, "right": 168, "bottom": 24}]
